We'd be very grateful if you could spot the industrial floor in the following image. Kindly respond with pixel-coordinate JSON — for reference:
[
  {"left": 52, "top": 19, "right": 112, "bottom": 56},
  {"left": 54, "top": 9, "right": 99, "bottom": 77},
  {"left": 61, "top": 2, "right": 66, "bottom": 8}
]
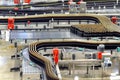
[
  {"left": 0, "top": 39, "right": 120, "bottom": 80},
  {"left": 0, "top": 40, "right": 20, "bottom": 80}
]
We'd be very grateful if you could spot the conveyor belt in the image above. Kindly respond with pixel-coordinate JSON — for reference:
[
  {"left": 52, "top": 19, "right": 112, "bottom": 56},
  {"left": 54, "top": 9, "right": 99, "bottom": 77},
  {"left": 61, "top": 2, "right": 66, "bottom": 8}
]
[
  {"left": 0, "top": 0, "right": 119, "bottom": 16},
  {"left": 0, "top": 14, "right": 100, "bottom": 22},
  {"left": 0, "top": 0, "right": 117, "bottom": 9},
  {"left": 29, "top": 39, "right": 120, "bottom": 80},
  {"left": 4, "top": 14, "right": 119, "bottom": 37}
]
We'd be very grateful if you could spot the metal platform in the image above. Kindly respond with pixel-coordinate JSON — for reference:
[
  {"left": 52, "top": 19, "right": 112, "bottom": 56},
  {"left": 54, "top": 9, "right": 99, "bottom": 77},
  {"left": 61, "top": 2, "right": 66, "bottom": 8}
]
[{"left": 10, "top": 29, "right": 72, "bottom": 40}]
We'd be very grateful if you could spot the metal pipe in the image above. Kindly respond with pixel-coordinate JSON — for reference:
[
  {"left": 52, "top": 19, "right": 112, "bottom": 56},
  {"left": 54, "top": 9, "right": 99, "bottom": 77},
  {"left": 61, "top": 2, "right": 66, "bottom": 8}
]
[
  {"left": 116, "top": 0, "right": 119, "bottom": 5},
  {"left": 56, "top": 64, "right": 62, "bottom": 80}
]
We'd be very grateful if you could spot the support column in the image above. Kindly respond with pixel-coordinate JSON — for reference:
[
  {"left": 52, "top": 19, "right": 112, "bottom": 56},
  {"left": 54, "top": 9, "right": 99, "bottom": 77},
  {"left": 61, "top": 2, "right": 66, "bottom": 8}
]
[
  {"left": 92, "top": 65, "right": 95, "bottom": 78},
  {"left": 69, "top": 63, "right": 72, "bottom": 75},
  {"left": 73, "top": 64, "right": 75, "bottom": 74},
  {"left": 118, "top": 58, "right": 120, "bottom": 75},
  {"left": 116, "top": 0, "right": 119, "bottom": 5}
]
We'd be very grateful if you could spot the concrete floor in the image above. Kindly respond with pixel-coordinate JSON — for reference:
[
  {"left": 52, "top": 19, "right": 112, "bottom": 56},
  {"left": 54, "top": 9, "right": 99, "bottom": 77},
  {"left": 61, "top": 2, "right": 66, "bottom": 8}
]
[{"left": 0, "top": 40, "right": 20, "bottom": 80}]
